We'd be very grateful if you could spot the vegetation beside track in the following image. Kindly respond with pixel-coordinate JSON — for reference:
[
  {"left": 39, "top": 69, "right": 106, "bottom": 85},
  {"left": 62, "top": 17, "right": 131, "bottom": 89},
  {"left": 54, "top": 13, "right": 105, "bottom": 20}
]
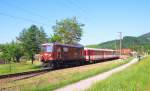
[
  {"left": 0, "top": 58, "right": 132, "bottom": 91},
  {"left": 0, "top": 61, "right": 42, "bottom": 75},
  {"left": 87, "top": 56, "right": 150, "bottom": 91}
]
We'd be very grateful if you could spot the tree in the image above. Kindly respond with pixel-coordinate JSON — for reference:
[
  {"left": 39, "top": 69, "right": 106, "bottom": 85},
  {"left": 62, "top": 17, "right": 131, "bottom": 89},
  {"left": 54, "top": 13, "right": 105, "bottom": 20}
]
[
  {"left": 0, "top": 42, "right": 24, "bottom": 63},
  {"left": 0, "top": 44, "right": 3, "bottom": 52},
  {"left": 11, "top": 42, "right": 24, "bottom": 62},
  {"left": 0, "top": 44, "right": 12, "bottom": 63},
  {"left": 52, "top": 17, "right": 84, "bottom": 44},
  {"left": 18, "top": 25, "right": 47, "bottom": 64},
  {"left": 49, "top": 34, "right": 62, "bottom": 43}
]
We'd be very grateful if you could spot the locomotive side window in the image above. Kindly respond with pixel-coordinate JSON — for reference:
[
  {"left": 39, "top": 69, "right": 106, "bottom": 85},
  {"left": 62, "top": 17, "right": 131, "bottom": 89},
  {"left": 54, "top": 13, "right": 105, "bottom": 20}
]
[{"left": 63, "top": 47, "right": 68, "bottom": 52}]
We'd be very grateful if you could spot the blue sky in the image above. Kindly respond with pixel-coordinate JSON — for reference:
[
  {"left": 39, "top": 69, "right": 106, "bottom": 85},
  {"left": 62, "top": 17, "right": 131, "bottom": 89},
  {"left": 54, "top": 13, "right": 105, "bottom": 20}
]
[{"left": 0, "top": 0, "right": 150, "bottom": 45}]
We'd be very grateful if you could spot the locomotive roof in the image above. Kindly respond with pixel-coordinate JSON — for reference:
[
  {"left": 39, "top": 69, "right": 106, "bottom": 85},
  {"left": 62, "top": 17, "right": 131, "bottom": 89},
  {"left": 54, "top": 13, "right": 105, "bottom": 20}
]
[
  {"left": 84, "top": 47, "right": 116, "bottom": 52},
  {"left": 42, "top": 43, "right": 84, "bottom": 48}
]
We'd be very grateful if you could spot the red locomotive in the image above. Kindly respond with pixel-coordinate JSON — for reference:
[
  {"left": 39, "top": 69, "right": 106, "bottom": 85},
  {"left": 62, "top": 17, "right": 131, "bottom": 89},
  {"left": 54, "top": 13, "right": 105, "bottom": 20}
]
[
  {"left": 40, "top": 43, "right": 84, "bottom": 68},
  {"left": 40, "top": 43, "right": 119, "bottom": 68}
]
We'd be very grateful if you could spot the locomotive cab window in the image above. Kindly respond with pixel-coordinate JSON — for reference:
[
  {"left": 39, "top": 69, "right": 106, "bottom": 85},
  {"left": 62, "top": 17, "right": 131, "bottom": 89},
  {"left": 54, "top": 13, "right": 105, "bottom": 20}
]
[{"left": 41, "top": 45, "right": 53, "bottom": 52}]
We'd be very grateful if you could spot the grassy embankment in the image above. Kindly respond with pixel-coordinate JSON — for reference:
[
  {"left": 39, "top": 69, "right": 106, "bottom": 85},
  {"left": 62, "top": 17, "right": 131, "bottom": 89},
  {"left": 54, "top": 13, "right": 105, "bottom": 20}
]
[
  {"left": 87, "top": 56, "right": 150, "bottom": 91},
  {"left": 0, "top": 61, "right": 42, "bottom": 75},
  {"left": 1, "top": 58, "right": 132, "bottom": 91}
]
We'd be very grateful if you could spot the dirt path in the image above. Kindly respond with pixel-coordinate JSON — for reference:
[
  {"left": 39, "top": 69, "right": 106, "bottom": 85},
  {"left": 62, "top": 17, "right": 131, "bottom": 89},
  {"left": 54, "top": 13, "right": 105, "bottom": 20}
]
[{"left": 55, "top": 58, "right": 138, "bottom": 91}]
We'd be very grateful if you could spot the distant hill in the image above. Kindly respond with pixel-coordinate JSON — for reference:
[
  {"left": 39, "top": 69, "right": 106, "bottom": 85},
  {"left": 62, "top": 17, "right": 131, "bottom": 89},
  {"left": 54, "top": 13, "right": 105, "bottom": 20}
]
[
  {"left": 86, "top": 32, "right": 150, "bottom": 52},
  {"left": 138, "top": 32, "right": 150, "bottom": 45}
]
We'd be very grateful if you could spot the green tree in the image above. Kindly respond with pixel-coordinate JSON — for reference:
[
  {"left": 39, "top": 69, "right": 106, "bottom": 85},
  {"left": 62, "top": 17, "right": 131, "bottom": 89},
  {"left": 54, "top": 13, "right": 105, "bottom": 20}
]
[
  {"left": 52, "top": 17, "right": 84, "bottom": 44},
  {"left": 0, "top": 44, "right": 12, "bottom": 63},
  {"left": 49, "top": 34, "right": 62, "bottom": 43},
  {"left": 0, "top": 42, "right": 24, "bottom": 63},
  {"left": 18, "top": 25, "right": 47, "bottom": 64},
  {"left": 11, "top": 42, "right": 24, "bottom": 62},
  {"left": 0, "top": 44, "right": 3, "bottom": 52}
]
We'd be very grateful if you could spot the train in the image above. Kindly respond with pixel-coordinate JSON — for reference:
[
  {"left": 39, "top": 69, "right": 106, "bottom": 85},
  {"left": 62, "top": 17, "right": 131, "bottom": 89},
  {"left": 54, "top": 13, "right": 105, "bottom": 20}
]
[{"left": 40, "top": 43, "right": 119, "bottom": 69}]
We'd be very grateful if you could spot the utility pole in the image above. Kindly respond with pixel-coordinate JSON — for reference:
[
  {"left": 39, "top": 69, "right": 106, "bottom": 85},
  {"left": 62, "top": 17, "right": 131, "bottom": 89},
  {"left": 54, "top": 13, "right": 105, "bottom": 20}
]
[
  {"left": 118, "top": 32, "right": 122, "bottom": 57},
  {"left": 115, "top": 39, "right": 117, "bottom": 50}
]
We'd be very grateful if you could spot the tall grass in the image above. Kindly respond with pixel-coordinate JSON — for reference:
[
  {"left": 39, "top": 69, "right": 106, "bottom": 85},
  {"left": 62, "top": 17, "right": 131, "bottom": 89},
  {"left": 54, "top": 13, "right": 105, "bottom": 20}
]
[{"left": 87, "top": 56, "right": 150, "bottom": 91}]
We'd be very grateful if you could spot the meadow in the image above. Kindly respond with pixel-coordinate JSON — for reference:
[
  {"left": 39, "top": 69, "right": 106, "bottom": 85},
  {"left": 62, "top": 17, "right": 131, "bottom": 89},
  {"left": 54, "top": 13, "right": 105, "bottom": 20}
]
[
  {"left": 0, "top": 61, "right": 42, "bottom": 75},
  {"left": 87, "top": 56, "right": 150, "bottom": 91},
  {"left": 0, "top": 58, "right": 132, "bottom": 91}
]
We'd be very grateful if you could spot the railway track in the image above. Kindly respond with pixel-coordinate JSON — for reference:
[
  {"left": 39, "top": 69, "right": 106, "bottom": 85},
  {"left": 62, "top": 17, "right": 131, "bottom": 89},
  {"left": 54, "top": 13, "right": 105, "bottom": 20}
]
[
  {"left": 0, "top": 68, "right": 50, "bottom": 81},
  {"left": 0, "top": 64, "right": 81, "bottom": 81},
  {"left": 0, "top": 62, "right": 84, "bottom": 81},
  {"left": 0, "top": 58, "right": 119, "bottom": 81}
]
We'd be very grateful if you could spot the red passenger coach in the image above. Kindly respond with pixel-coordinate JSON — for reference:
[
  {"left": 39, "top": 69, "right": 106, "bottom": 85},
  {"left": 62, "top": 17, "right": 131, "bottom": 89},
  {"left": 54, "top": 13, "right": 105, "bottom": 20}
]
[
  {"left": 84, "top": 48, "right": 119, "bottom": 63},
  {"left": 40, "top": 43, "right": 84, "bottom": 68}
]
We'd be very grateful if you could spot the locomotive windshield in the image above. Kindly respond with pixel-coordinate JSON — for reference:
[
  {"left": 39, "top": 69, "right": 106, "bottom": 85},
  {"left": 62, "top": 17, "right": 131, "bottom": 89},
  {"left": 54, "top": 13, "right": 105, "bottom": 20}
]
[{"left": 41, "top": 45, "right": 53, "bottom": 52}]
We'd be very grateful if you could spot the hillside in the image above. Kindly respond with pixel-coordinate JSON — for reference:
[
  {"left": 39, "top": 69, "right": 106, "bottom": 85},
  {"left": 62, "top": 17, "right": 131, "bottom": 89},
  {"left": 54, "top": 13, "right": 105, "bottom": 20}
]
[
  {"left": 138, "top": 32, "right": 150, "bottom": 44},
  {"left": 87, "top": 32, "right": 150, "bottom": 52}
]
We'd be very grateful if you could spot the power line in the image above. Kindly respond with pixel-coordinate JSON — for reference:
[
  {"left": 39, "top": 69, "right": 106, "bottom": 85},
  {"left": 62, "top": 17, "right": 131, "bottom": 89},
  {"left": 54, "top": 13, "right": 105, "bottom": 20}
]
[
  {"left": 59, "top": 0, "right": 88, "bottom": 20},
  {"left": 0, "top": 12, "right": 49, "bottom": 27},
  {"left": 64, "top": 0, "right": 87, "bottom": 15},
  {"left": 68, "top": 0, "right": 89, "bottom": 14},
  {"left": 0, "top": 0, "right": 88, "bottom": 26},
  {"left": 1, "top": 0, "right": 50, "bottom": 21},
  {"left": 59, "top": 0, "right": 79, "bottom": 14}
]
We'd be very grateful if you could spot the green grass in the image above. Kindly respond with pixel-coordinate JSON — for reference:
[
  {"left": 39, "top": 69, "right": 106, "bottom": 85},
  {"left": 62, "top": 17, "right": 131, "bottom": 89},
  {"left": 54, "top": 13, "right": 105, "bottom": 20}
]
[
  {"left": 0, "top": 61, "right": 42, "bottom": 75},
  {"left": 1, "top": 58, "right": 133, "bottom": 91},
  {"left": 87, "top": 56, "right": 150, "bottom": 91}
]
